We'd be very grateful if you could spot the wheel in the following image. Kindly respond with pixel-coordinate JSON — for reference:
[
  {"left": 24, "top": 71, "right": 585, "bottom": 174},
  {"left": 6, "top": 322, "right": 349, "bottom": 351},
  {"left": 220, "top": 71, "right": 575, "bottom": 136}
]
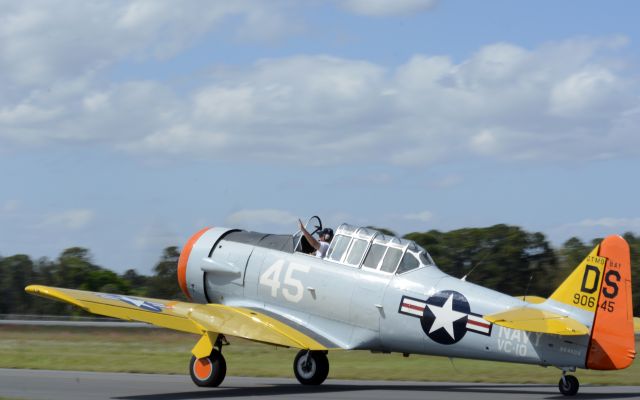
[
  {"left": 558, "top": 374, "right": 579, "bottom": 396},
  {"left": 293, "top": 350, "right": 329, "bottom": 385},
  {"left": 189, "top": 349, "right": 227, "bottom": 387}
]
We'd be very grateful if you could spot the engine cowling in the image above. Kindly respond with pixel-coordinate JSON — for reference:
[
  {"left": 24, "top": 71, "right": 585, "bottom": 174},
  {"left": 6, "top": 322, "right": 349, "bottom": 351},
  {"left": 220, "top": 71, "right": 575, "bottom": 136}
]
[{"left": 177, "top": 227, "right": 237, "bottom": 302}]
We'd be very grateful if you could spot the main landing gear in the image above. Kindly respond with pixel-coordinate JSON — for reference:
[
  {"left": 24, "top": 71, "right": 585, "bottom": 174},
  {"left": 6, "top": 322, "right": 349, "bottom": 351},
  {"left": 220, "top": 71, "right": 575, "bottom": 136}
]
[
  {"left": 189, "top": 349, "right": 227, "bottom": 387},
  {"left": 188, "top": 335, "right": 330, "bottom": 388},
  {"left": 558, "top": 371, "right": 579, "bottom": 396},
  {"left": 293, "top": 350, "right": 330, "bottom": 385},
  {"left": 189, "top": 334, "right": 228, "bottom": 387}
]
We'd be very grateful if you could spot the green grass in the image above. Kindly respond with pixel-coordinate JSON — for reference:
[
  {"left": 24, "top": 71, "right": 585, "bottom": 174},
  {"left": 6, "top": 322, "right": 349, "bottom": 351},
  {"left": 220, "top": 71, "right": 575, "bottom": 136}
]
[{"left": 0, "top": 326, "right": 638, "bottom": 385}]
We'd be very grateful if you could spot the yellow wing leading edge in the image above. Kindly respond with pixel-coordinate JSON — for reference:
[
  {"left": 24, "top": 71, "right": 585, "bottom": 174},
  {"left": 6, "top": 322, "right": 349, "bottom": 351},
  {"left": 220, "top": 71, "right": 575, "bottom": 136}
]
[{"left": 25, "top": 285, "right": 329, "bottom": 351}]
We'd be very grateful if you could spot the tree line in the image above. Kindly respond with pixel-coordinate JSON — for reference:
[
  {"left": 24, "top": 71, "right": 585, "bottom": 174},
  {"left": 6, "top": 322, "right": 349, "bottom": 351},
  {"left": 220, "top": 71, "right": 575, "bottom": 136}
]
[
  {"left": 1, "top": 224, "right": 638, "bottom": 316},
  {"left": 0, "top": 246, "right": 185, "bottom": 316}
]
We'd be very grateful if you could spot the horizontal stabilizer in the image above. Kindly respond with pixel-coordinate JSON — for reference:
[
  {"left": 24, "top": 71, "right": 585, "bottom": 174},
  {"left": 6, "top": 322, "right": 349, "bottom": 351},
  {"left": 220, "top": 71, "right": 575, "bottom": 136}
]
[
  {"left": 25, "top": 285, "right": 330, "bottom": 350},
  {"left": 484, "top": 307, "right": 589, "bottom": 336}
]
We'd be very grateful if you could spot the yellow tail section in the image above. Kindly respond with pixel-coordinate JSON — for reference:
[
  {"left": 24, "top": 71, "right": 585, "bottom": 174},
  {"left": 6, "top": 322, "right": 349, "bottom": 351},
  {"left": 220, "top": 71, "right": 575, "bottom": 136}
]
[
  {"left": 549, "top": 236, "right": 635, "bottom": 370},
  {"left": 549, "top": 245, "right": 607, "bottom": 312}
]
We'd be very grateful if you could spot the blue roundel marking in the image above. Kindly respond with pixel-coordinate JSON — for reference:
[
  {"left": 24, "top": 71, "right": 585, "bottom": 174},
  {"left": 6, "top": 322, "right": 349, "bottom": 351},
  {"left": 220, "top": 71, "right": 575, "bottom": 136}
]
[{"left": 420, "top": 290, "right": 470, "bottom": 345}]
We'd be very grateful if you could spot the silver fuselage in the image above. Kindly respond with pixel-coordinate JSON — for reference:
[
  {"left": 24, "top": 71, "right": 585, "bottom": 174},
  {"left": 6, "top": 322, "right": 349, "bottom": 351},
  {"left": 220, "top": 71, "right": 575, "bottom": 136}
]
[{"left": 184, "top": 227, "right": 590, "bottom": 369}]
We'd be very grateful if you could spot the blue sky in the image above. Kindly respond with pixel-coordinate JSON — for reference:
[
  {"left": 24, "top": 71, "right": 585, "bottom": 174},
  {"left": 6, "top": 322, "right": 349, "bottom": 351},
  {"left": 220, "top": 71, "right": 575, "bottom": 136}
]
[{"left": 1, "top": 0, "right": 639, "bottom": 274}]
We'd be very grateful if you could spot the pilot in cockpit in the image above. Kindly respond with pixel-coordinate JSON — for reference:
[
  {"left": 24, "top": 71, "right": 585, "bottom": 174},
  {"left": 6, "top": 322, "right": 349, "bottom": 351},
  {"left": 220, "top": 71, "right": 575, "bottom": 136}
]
[{"left": 298, "top": 219, "right": 333, "bottom": 258}]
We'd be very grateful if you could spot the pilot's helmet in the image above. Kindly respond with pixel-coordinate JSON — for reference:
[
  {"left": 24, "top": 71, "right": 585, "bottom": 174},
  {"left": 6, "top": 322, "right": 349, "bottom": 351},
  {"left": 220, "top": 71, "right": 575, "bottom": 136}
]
[{"left": 319, "top": 228, "right": 334, "bottom": 241}]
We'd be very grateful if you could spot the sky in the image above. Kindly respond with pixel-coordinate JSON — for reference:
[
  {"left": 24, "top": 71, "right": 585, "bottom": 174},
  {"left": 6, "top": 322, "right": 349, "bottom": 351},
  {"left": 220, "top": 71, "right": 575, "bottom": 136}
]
[{"left": 1, "top": 0, "right": 639, "bottom": 274}]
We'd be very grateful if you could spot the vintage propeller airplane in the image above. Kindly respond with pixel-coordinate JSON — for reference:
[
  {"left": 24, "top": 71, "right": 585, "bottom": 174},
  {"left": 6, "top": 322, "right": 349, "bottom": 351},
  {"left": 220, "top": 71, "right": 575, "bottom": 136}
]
[{"left": 26, "top": 216, "right": 637, "bottom": 396}]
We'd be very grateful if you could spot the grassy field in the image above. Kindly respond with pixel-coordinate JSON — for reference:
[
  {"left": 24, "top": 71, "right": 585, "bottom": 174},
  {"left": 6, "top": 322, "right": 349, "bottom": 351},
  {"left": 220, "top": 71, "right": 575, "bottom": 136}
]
[{"left": 0, "top": 326, "right": 638, "bottom": 385}]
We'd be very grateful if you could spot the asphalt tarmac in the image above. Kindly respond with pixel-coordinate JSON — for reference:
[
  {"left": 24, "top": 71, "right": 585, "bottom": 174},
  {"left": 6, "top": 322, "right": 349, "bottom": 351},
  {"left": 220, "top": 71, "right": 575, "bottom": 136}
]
[{"left": 1, "top": 369, "right": 639, "bottom": 400}]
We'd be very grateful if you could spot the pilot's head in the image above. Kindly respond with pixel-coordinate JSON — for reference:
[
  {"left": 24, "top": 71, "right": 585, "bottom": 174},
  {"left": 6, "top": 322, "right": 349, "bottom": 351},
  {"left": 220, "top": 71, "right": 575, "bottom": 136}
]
[{"left": 318, "top": 228, "right": 333, "bottom": 242}]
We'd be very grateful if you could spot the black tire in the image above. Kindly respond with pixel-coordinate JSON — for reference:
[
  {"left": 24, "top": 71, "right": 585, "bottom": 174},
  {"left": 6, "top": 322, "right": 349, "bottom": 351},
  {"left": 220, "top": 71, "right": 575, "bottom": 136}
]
[
  {"left": 293, "top": 350, "right": 329, "bottom": 385},
  {"left": 189, "top": 349, "right": 227, "bottom": 387},
  {"left": 558, "top": 374, "right": 579, "bottom": 396}
]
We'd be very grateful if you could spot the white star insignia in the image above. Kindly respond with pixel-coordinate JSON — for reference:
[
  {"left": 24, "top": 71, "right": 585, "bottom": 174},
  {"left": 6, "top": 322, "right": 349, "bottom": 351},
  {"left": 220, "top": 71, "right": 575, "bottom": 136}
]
[{"left": 426, "top": 293, "right": 467, "bottom": 339}]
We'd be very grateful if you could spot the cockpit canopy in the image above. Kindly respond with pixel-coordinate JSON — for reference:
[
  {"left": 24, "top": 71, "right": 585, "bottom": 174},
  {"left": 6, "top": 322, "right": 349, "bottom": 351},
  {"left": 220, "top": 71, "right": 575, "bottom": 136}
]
[{"left": 323, "top": 223, "right": 435, "bottom": 274}]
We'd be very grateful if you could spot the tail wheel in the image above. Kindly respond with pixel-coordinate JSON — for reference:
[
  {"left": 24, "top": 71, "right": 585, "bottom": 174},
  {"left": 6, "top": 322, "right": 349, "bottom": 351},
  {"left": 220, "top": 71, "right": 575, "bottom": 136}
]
[
  {"left": 189, "top": 349, "right": 227, "bottom": 387},
  {"left": 558, "top": 374, "right": 579, "bottom": 396},
  {"left": 293, "top": 350, "right": 329, "bottom": 385}
]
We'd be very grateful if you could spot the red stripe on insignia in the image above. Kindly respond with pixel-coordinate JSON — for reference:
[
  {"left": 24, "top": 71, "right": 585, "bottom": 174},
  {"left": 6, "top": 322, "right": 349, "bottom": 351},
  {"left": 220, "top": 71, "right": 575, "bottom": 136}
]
[
  {"left": 467, "top": 319, "right": 490, "bottom": 328},
  {"left": 402, "top": 303, "right": 425, "bottom": 311}
]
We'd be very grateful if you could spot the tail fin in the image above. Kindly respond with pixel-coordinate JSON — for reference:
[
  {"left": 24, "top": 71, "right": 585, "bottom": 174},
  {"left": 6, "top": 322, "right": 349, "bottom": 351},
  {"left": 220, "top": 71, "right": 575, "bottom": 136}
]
[{"left": 549, "top": 235, "right": 635, "bottom": 370}]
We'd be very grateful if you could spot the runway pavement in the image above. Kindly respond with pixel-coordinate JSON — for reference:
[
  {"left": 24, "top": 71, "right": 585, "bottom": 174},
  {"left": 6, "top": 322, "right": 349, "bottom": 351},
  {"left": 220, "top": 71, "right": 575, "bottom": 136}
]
[{"left": 1, "top": 369, "right": 639, "bottom": 400}]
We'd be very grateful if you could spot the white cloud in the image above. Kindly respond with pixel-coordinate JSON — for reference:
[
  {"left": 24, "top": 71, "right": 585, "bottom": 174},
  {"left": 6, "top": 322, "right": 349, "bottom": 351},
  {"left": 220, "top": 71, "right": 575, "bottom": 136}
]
[
  {"left": 40, "top": 209, "right": 94, "bottom": 230},
  {"left": 403, "top": 211, "right": 433, "bottom": 223},
  {"left": 0, "top": 0, "right": 294, "bottom": 90},
  {"left": 0, "top": 5, "right": 637, "bottom": 169},
  {"left": 470, "top": 129, "right": 499, "bottom": 155},
  {"left": 549, "top": 66, "right": 626, "bottom": 118},
  {"left": 342, "top": 0, "right": 437, "bottom": 16},
  {"left": 124, "top": 55, "right": 389, "bottom": 162}
]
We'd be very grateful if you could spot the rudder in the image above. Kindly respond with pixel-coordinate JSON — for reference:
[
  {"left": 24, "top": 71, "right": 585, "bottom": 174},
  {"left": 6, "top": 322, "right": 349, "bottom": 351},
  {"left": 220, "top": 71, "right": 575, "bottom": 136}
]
[{"left": 586, "top": 235, "right": 635, "bottom": 370}]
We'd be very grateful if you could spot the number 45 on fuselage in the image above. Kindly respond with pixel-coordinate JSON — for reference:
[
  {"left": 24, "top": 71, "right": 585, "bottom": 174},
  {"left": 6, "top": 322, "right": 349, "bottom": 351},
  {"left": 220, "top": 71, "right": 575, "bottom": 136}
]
[{"left": 26, "top": 216, "right": 638, "bottom": 396}]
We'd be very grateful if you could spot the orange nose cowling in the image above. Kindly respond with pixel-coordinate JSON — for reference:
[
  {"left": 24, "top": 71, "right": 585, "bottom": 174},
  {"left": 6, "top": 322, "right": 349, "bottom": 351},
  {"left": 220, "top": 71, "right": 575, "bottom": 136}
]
[{"left": 177, "top": 227, "right": 211, "bottom": 301}]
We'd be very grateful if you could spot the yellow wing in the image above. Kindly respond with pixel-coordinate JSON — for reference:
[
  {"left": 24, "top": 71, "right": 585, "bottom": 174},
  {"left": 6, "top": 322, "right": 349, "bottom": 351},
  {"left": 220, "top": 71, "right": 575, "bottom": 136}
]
[
  {"left": 484, "top": 307, "right": 589, "bottom": 336},
  {"left": 25, "top": 285, "right": 329, "bottom": 350}
]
